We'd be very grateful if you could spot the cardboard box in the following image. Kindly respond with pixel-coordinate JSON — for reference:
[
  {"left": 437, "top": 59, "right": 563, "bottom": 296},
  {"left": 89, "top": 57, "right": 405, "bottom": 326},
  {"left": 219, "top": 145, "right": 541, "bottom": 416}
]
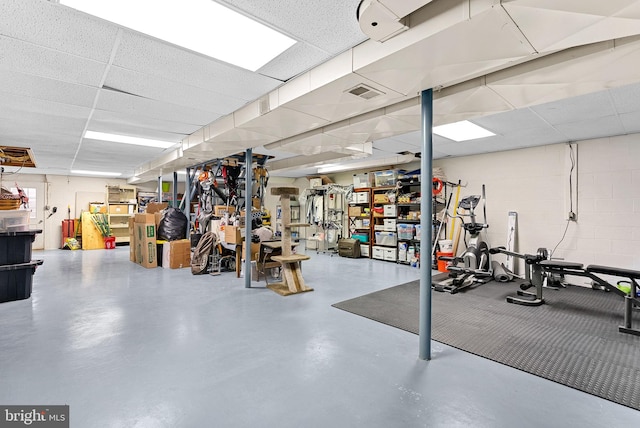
[
  {"left": 162, "top": 239, "right": 191, "bottom": 269},
  {"left": 134, "top": 222, "right": 157, "bottom": 268},
  {"left": 348, "top": 206, "right": 362, "bottom": 217},
  {"left": 309, "top": 178, "right": 322, "bottom": 188},
  {"left": 242, "top": 241, "right": 261, "bottom": 261},
  {"left": 214, "top": 205, "right": 236, "bottom": 217},
  {"left": 146, "top": 202, "right": 168, "bottom": 214},
  {"left": 109, "top": 204, "right": 128, "bottom": 214},
  {"left": 373, "top": 194, "right": 389, "bottom": 204},
  {"left": 89, "top": 203, "right": 106, "bottom": 214},
  {"left": 223, "top": 225, "right": 244, "bottom": 244},
  {"left": 135, "top": 213, "right": 155, "bottom": 223}
]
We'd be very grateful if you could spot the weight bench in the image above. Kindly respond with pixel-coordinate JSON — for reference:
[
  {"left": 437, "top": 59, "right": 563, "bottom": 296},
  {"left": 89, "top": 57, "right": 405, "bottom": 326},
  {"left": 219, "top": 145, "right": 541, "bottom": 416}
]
[{"left": 540, "top": 260, "right": 640, "bottom": 336}]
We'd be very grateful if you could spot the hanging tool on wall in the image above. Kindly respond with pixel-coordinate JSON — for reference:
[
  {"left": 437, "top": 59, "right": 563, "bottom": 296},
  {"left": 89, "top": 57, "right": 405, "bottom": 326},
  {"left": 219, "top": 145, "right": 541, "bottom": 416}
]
[{"left": 253, "top": 166, "right": 269, "bottom": 208}]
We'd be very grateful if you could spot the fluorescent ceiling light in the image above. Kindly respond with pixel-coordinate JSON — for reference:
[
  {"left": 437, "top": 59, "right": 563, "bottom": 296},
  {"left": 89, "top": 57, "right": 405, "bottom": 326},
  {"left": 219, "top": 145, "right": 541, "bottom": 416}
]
[
  {"left": 84, "top": 131, "right": 176, "bottom": 149},
  {"left": 433, "top": 120, "right": 495, "bottom": 142},
  {"left": 71, "top": 170, "right": 122, "bottom": 177},
  {"left": 61, "top": 0, "right": 296, "bottom": 71}
]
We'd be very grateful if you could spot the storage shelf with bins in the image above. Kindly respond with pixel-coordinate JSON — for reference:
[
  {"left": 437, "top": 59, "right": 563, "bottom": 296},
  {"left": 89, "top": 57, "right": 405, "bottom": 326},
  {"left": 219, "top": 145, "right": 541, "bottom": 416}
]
[
  {"left": 396, "top": 178, "right": 422, "bottom": 265},
  {"left": 106, "top": 185, "right": 137, "bottom": 244},
  {"left": 371, "top": 186, "right": 397, "bottom": 262},
  {"left": 348, "top": 188, "right": 372, "bottom": 258}
]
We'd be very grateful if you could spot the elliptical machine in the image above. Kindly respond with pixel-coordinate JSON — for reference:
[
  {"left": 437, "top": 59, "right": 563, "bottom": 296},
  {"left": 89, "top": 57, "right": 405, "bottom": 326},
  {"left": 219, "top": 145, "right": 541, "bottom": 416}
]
[{"left": 435, "top": 185, "right": 492, "bottom": 294}]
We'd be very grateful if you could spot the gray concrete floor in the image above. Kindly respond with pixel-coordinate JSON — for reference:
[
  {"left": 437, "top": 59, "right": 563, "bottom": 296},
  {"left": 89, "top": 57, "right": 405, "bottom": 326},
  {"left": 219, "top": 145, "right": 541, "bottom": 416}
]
[{"left": 0, "top": 246, "right": 638, "bottom": 427}]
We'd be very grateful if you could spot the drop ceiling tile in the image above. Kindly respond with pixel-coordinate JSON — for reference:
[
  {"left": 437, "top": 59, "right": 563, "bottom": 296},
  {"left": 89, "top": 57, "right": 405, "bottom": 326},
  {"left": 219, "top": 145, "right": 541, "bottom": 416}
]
[
  {"left": 609, "top": 81, "right": 640, "bottom": 114},
  {"left": 89, "top": 111, "right": 197, "bottom": 140},
  {"left": 257, "top": 42, "right": 332, "bottom": 81},
  {"left": 104, "top": 67, "right": 249, "bottom": 115},
  {"left": 473, "top": 108, "right": 551, "bottom": 133},
  {"left": 618, "top": 110, "right": 640, "bottom": 133},
  {"left": 0, "top": 0, "right": 118, "bottom": 62},
  {"left": 216, "top": 0, "right": 366, "bottom": 53},
  {"left": 530, "top": 91, "right": 617, "bottom": 125},
  {"left": 554, "top": 115, "right": 626, "bottom": 141},
  {"left": 0, "top": 69, "right": 98, "bottom": 108},
  {"left": 113, "top": 31, "right": 281, "bottom": 99},
  {"left": 0, "top": 37, "right": 106, "bottom": 87},
  {"left": 95, "top": 90, "right": 216, "bottom": 126}
]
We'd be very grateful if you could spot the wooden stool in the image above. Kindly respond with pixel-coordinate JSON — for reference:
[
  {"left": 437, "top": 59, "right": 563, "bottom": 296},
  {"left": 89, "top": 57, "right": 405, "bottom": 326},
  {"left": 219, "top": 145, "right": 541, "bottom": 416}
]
[{"left": 267, "top": 187, "right": 312, "bottom": 296}]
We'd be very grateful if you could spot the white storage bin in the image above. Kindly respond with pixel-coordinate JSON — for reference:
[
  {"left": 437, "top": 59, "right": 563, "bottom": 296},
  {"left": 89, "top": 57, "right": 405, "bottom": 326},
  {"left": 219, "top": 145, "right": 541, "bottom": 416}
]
[
  {"left": 414, "top": 224, "right": 422, "bottom": 240},
  {"left": 360, "top": 244, "right": 370, "bottom": 257},
  {"left": 383, "top": 205, "right": 397, "bottom": 217},
  {"left": 383, "top": 248, "right": 397, "bottom": 261},
  {"left": 356, "top": 192, "right": 369, "bottom": 203},
  {"left": 375, "top": 231, "right": 397, "bottom": 246},
  {"left": 383, "top": 219, "right": 396, "bottom": 231},
  {"left": 372, "top": 246, "right": 384, "bottom": 260},
  {"left": 0, "top": 210, "right": 30, "bottom": 232}
]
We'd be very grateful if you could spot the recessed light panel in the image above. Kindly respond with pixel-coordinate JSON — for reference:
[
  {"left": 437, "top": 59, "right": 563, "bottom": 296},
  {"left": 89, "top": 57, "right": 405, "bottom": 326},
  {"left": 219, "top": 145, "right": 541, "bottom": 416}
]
[
  {"left": 61, "top": 0, "right": 296, "bottom": 71},
  {"left": 433, "top": 120, "right": 495, "bottom": 142},
  {"left": 84, "top": 131, "right": 176, "bottom": 149}
]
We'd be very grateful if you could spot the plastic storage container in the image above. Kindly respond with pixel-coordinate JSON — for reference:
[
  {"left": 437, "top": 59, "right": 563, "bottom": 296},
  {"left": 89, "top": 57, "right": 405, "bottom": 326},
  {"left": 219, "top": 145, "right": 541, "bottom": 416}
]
[
  {"left": 0, "top": 230, "right": 40, "bottom": 265},
  {"left": 0, "top": 260, "right": 43, "bottom": 303},
  {"left": 0, "top": 210, "right": 29, "bottom": 232},
  {"left": 397, "top": 224, "right": 415, "bottom": 240}
]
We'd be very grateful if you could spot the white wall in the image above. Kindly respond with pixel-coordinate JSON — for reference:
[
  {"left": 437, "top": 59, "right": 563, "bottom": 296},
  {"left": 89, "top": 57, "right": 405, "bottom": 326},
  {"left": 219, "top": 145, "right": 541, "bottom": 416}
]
[{"left": 434, "top": 135, "right": 640, "bottom": 276}]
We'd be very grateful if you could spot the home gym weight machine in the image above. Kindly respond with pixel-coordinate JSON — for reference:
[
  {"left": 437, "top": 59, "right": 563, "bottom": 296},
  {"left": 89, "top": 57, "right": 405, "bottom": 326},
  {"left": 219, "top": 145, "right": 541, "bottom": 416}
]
[
  {"left": 539, "top": 260, "right": 640, "bottom": 336},
  {"left": 490, "top": 246, "right": 550, "bottom": 306},
  {"left": 435, "top": 185, "right": 492, "bottom": 294}
]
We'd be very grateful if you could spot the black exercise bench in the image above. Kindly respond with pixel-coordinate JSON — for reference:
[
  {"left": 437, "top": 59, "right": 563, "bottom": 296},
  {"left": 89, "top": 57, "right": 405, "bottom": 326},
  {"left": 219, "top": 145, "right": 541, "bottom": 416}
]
[{"left": 540, "top": 260, "right": 640, "bottom": 336}]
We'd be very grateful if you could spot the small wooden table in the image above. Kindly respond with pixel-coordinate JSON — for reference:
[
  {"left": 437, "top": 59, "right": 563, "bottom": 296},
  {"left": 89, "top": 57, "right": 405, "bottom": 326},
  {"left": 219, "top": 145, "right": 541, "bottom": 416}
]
[{"left": 267, "top": 254, "right": 312, "bottom": 296}]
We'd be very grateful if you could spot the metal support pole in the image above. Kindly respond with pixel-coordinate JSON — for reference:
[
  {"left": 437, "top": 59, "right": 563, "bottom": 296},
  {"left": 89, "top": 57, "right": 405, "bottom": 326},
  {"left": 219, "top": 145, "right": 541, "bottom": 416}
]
[
  {"left": 172, "top": 171, "right": 178, "bottom": 209},
  {"left": 185, "top": 167, "right": 191, "bottom": 239},
  {"left": 157, "top": 176, "right": 163, "bottom": 203},
  {"left": 244, "top": 149, "right": 253, "bottom": 288},
  {"left": 419, "top": 89, "right": 434, "bottom": 360}
]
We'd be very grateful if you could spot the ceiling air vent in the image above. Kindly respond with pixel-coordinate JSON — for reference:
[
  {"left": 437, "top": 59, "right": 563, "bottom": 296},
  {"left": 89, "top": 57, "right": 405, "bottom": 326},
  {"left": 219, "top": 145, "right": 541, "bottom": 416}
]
[{"left": 346, "top": 84, "right": 385, "bottom": 100}]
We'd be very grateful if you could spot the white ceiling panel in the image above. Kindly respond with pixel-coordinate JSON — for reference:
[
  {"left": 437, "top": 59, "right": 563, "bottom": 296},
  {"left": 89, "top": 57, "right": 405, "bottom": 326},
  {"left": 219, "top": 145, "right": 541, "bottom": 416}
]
[
  {"left": 90, "top": 110, "right": 198, "bottom": 139},
  {"left": 257, "top": 42, "right": 332, "bottom": 81},
  {"left": 113, "top": 31, "right": 281, "bottom": 98},
  {"left": 529, "top": 91, "right": 617, "bottom": 125},
  {"left": 473, "top": 108, "right": 551, "bottom": 134},
  {"left": 0, "top": 37, "right": 106, "bottom": 87},
  {"left": 216, "top": 0, "right": 366, "bottom": 53},
  {"left": 0, "top": 69, "right": 98, "bottom": 108},
  {"left": 608, "top": 82, "right": 640, "bottom": 113},
  {"left": 95, "top": 90, "right": 215, "bottom": 126},
  {"left": 104, "top": 67, "right": 248, "bottom": 115},
  {"left": 1, "top": 0, "right": 118, "bottom": 62},
  {"left": 0, "top": 91, "right": 90, "bottom": 122},
  {"left": 553, "top": 115, "right": 626, "bottom": 141},
  {"left": 618, "top": 110, "right": 640, "bottom": 133}
]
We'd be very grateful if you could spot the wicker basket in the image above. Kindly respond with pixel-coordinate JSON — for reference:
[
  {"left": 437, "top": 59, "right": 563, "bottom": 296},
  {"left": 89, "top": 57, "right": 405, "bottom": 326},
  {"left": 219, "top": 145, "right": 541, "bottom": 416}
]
[{"left": 0, "top": 188, "right": 21, "bottom": 210}]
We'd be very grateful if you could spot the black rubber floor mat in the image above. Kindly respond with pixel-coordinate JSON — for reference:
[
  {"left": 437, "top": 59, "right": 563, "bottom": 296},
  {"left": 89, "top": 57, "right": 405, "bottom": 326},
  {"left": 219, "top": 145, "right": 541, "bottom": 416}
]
[{"left": 333, "top": 280, "right": 640, "bottom": 410}]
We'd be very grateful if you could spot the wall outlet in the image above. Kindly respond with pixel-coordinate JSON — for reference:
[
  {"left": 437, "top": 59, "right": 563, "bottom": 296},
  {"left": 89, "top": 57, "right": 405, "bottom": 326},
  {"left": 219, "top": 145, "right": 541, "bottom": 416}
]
[{"left": 568, "top": 211, "right": 577, "bottom": 221}]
